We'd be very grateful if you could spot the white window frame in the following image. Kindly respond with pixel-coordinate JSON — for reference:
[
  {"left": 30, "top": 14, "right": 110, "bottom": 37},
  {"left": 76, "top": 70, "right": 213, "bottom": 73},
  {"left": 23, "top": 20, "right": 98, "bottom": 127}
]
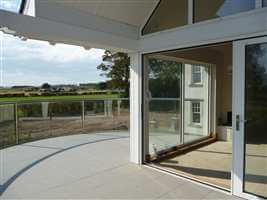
[
  {"left": 190, "top": 101, "right": 202, "bottom": 126},
  {"left": 191, "top": 65, "right": 202, "bottom": 86},
  {"left": 232, "top": 36, "right": 267, "bottom": 200}
]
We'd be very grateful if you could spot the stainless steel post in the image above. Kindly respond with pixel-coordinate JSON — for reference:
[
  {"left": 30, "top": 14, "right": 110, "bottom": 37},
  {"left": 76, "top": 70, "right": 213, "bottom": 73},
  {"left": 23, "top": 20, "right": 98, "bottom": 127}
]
[
  {"left": 82, "top": 100, "right": 85, "bottom": 128},
  {"left": 14, "top": 103, "right": 18, "bottom": 145}
]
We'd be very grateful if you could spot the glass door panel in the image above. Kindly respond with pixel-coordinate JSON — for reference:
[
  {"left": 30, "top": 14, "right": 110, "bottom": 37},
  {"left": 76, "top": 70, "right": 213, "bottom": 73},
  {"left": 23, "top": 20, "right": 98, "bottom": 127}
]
[
  {"left": 146, "top": 57, "right": 182, "bottom": 155},
  {"left": 244, "top": 42, "right": 267, "bottom": 198},
  {"left": 233, "top": 37, "right": 267, "bottom": 199}
]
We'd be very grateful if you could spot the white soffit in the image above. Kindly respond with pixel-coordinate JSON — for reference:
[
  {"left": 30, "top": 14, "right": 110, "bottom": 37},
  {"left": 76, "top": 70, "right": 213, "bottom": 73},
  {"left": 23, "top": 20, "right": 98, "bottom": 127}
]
[{"left": 40, "top": 0, "right": 159, "bottom": 27}]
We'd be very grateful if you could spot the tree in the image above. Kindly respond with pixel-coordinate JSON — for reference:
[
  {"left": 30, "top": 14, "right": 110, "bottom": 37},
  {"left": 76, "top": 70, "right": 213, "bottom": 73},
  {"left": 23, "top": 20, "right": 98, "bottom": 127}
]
[
  {"left": 41, "top": 83, "right": 51, "bottom": 89},
  {"left": 148, "top": 58, "right": 182, "bottom": 98},
  {"left": 97, "top": 82, "right": 108, "bottom": 90},
  {"left": 97, "top": 51, "right": 130, "bottom": 97}
]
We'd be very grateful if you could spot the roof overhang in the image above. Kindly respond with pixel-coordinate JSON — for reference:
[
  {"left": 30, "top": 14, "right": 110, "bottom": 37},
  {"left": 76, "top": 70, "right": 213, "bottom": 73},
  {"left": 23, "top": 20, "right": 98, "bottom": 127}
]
[
  {"left": 0, "top": 0, "right": 160, "bottom": 52},
  {"left": 0, "top": 9, "right": 140, "bottom": 52},
  {"left": 32, "top": 0, "right": 159, "bottom": 27}
]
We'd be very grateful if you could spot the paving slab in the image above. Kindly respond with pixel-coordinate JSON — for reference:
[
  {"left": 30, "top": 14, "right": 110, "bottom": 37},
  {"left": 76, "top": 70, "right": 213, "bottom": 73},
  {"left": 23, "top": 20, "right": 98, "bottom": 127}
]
[{"left": 1, "top": 132, "right": 243, "bottom": 199}]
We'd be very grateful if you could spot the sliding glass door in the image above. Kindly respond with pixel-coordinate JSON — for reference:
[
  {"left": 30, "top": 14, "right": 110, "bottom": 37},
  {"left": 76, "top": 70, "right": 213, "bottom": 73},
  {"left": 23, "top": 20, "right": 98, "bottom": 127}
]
[
  {"left": 145, "top": 56, "right": 182, "bottom": 156},
  {"left": 143, "top": 54, "right": 211, "bottom": 160},
  {"left": 233, "top": 37, "right": 267, "bottom": 199}
]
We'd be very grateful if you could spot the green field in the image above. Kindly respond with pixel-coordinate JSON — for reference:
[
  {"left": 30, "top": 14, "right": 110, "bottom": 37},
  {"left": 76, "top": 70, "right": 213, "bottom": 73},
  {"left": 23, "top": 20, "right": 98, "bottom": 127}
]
[{"left": 0, "top": 94, "right": 121, "bottom": 103}]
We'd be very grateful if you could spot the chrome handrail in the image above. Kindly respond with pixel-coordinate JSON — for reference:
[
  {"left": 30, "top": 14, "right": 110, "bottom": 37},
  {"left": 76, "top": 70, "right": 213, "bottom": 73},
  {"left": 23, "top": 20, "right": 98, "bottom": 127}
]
[{"left": 0, "top": 98, "right": 129, "bottom": 105}]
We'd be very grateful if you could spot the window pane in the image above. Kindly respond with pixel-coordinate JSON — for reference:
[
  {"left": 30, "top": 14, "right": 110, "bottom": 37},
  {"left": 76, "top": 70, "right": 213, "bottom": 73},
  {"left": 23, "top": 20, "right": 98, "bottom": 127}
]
[
  {"left": 263, "top": 0, "right": 267, "bottom": 7},
  {"left": 142, "top": 0, "right": 188, "bottom": 35},
  {"left": 244, "top": 42, "right": 267, "bottom": 198},
  {"left": 192, "top": 72, "right": 201, "bottom": 83},
  {"left": 192, "top": 66, "right": 202, "bottom": 84},
  {"left": 194, "top": 0, "right": 256, "bottom": 23},
  {"left": 0, "top": 0, "right": 22, "bottom": 13},
  {"left": 145, "top": 56, "right": 182, "bottom": 155},
  {"left": 192, "top": 113, "right": 200, "bottom": 123},
  {"left": 192, "top": 102, "right": 201, "bottom": 123}
]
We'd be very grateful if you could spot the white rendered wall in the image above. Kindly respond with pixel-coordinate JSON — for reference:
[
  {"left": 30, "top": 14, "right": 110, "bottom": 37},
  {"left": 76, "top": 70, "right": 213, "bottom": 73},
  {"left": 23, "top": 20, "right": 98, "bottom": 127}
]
[{"left": 129, "top": 52, "right": 143, "bottom": 164}]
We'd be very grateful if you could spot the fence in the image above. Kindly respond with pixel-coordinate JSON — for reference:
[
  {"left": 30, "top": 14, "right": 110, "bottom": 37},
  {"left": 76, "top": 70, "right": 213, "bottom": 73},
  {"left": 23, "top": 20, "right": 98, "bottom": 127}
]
[{"left": 0, "top": 98, "right": 129, "bottom": 149}]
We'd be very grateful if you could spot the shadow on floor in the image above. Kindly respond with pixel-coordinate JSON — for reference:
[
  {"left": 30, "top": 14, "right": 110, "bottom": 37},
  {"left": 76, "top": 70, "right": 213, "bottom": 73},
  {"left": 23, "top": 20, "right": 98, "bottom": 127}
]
[{"left": 156, "top": 163, "right": 267, "bottom": 185}]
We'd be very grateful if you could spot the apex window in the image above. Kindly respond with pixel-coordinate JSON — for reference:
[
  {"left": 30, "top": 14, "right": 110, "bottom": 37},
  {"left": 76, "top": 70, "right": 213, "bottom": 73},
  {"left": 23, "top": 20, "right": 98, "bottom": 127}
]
[
  {"left": 142, "top": 0, "right": 188, "bottom": 35},
  {"left": 194, "top": 0, "right": 256, "bottom": 23},
  {"left": 0, "top": 0, "right": 24, "bottom": 13}
]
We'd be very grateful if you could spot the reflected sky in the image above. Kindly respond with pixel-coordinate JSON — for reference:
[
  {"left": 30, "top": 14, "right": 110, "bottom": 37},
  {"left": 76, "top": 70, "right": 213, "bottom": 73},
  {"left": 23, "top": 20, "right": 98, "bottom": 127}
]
[
  {"left": 216, "top": 0, "right": 255, "bottom": 17},
  {"left": 0, "top": 0, "right": 22, "bottom": 13}
]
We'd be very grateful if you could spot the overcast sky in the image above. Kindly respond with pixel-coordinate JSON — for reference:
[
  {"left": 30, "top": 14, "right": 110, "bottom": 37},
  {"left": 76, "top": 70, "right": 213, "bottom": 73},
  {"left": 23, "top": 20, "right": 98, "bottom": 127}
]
[{"left": 0, "top": 33, "right": 106, "bottom": 87}]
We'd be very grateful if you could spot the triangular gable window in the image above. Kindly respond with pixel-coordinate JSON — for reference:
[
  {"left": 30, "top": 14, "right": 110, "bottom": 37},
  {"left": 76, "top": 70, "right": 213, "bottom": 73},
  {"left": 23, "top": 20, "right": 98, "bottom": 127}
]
[
  {"left": 142, "top": 0, "right": 188, "bottom": 35},
  {"left": 0, "top": 0, "right": 25, "bottom": 13},
  {"left": 194, "top": 0, "right": 256, "bottom": 23}
]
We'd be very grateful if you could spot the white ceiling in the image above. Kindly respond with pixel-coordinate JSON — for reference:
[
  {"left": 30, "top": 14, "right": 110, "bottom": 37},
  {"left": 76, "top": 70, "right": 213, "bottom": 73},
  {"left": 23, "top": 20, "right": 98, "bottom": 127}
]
[{"left": 53, "top": 0, "right": 159, "bottom": 27}]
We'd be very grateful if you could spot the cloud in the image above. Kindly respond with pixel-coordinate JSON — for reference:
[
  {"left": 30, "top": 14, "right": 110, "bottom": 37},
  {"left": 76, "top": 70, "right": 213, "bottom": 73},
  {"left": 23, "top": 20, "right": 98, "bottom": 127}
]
[
  {"left": 3, "top": 34, "right": 105, "bottom": 64},
  {"left": 1, "top": 33, "right": 107, "bottom": 86}
]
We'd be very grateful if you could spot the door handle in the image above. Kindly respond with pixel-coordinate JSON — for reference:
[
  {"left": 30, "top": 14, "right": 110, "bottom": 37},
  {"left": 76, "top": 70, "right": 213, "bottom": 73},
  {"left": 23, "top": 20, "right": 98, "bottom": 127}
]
[
  {"left": 236, "top": 115, "right": 250, "bottom": 131},
  {"left": 236, "top": 115, "right": 240, "bottom": 131}
]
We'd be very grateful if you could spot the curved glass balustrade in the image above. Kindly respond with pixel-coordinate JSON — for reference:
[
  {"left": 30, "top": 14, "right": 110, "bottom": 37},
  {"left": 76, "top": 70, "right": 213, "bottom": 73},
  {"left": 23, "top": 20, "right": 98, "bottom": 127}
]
[{"left": 0, "top": 98, "right": 129, "bottom": 149}]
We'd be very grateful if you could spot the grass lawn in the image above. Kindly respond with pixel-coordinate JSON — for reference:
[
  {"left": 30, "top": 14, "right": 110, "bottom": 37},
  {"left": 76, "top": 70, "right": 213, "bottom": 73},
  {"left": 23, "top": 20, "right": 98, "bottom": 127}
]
[{"left": 0, "top": 94, "right": 122, "bottom": 103}]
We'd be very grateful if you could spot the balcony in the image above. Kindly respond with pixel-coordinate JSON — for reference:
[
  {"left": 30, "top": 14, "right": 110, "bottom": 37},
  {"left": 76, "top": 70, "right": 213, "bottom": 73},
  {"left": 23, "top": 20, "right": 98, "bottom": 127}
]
[{"left": 0, "top": 98, "right": 240, "bottom": 199}]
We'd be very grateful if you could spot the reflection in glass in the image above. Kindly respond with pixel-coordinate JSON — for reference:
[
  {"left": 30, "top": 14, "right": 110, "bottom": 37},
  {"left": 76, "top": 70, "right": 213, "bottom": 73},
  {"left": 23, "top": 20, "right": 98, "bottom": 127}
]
[
  {"left": 244, "top": 43, "right": 267, "bottom": 198},
  {"left": 145, "top": 56, "right": 211, "bottom": 156},
  {"left": 147, "top": 58, "right": 182, "bottom": 155},
  {"left": 264, "top": 0, "right": 267, "bottom": 7},
  {"left": 194, "top": 0, "right": 255, "bottom": 23},
  {"left": 0, "top": 0, "right": 23, "bottom": 13},
  {"left": 183, "top": 64, "right": 210, "bottom": 144},
  {"left": 142, "top": 0, "right": 188, "bottom": 35}
]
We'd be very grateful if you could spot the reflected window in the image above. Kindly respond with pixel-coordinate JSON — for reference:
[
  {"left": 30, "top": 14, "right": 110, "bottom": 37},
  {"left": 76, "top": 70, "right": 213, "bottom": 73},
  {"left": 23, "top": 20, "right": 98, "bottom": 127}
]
[
  {"left": 263, "top": 0, "right": 267, "bottom": 7},
  {"left": 194, "top": 0, "right": 256, "bottom": 23},
  {"left": 191, "top": 102, "right": 201, "bottom": 124},
  {"left": 0, "top": 0, "right": 23, "bottom": 13},
  {"left": 192, "top": 65, "right": 202, "bottom": 84},
  {"left": 142, "top": 0, "right": 188, "bottom": 35}
]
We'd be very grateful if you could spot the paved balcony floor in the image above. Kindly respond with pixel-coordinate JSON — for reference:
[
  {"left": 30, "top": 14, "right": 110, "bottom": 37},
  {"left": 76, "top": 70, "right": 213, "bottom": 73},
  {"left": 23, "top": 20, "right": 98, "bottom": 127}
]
[{"left": 1, "top": 132, "right": 242, "bottom": 199}]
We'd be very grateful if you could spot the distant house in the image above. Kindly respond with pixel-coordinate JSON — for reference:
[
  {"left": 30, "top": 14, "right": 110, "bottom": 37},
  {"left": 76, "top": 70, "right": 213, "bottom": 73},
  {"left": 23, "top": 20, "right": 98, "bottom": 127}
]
[{"left": 79, "top": 83, "right": 98, "bottom": 90}]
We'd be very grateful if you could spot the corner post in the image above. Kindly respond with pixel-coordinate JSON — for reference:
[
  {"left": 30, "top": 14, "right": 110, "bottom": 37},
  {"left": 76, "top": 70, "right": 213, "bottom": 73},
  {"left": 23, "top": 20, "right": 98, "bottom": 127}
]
[{"left": 129, "top": 52, "right": 143, "bottom": 164}]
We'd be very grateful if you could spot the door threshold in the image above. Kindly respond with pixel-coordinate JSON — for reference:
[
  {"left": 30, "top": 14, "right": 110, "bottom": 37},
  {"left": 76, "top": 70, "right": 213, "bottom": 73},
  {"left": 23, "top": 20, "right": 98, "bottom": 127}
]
[{"left": 143, "top": 163, "right": 232, "bottom": 196}]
